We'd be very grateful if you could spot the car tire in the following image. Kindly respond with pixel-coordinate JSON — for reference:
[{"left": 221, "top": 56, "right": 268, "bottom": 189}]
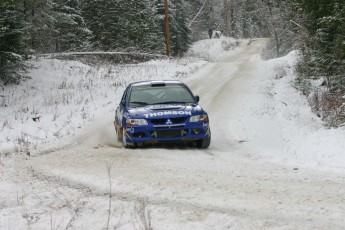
[
  {"left": 195, "top": 137, "right": 211, "bottom": 149},
  {"left": 115, "top": 123, "right": 121, "bottom": 142},
  {"left": 122, "top": 128, "right": 130, "bottom": 148},
  {"left": 117, "top": 131, "right": 121, "bottom": 142}
]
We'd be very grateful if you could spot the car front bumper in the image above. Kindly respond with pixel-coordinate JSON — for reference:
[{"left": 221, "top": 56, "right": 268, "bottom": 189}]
[{"left": 123, "top": 122, "right": 210, "bottom": 144}]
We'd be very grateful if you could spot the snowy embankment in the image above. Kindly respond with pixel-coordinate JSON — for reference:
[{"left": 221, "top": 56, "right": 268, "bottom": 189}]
[
  {"left": 189, "top": 37, "right": 345, "bottom": 170},
  {"left": 188, "top": 37, "right": 239, "bottom": 61},
  {"left": 274, "top": 53, "right": 345, "bottom": 169},
  {"left": 232, "top": 50, "right": 345, "bottom": 170}
]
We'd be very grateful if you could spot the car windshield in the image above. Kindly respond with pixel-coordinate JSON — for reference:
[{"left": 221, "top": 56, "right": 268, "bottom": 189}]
[{"left": 129, "top": 84, "right": 195, "bottom": 107}]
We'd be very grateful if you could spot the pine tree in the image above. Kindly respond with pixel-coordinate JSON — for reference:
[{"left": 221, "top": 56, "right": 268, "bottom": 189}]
[
  {"left": 0, "top": 0, "right": 27, "bottom": 84},
  {"left": 188, "top": 0, "right": 220, "bottom": 40},
  {"left": 292, "top": 0, "right": 345, "bottom": 126},
  {"left": 24, "top": 0, "right": 56, "bottom": 53},
  {"left": 83, "top": 0, "right": 165, "bottom": 53},
  {"left": 52, "top": 0, "right": 91, "bottom": 52},
  {"left": 23, "top": 0, "right": 90, "bottom": 53},
  {"left": 139, "top": 0, "right": 165, "bottom": 53},
  {"left": 155, "top": 0, "right": 191, "bottom": 56},
  {"left": 82, "top": 0, "right": 112, "bottom": 50},
  {"left": 296, "top": 0, "right": 345, "bottom": 87},
  {"left": 170, "top": 0, "right": 192, "bottom": 55},
  {"left": 231, "top": 0, "right": 268, "bottom": 39}
]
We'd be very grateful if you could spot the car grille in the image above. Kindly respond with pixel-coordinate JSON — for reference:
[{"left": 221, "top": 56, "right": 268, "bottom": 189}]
[
  {"left": 153, "top": 124, "right": 185, "bottom": 129},
  {"left": 149, "top": 117, "right": 187, "bottom": 125},
  {"left": 151, "top": 129, "right": 188, "bottom": 138}
]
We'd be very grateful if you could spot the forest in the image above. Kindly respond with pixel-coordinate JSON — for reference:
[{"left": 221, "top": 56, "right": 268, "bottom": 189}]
[{"left": 0, "top": 0, "right": 344, "bottom": 126}]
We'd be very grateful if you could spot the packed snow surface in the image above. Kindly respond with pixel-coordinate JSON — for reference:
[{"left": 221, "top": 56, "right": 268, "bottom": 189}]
[{"left": 1, "top": 37, "right": 345, "bottom": 229}]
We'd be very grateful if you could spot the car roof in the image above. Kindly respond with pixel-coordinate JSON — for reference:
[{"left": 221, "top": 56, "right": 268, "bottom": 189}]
[{"left": 129, "top": 80, "right": 184, "bottom": 87}]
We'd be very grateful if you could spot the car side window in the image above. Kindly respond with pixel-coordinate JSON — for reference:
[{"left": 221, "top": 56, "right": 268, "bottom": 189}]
[{"left": 121, "top": 88, "right": 129, "bottom": 106}]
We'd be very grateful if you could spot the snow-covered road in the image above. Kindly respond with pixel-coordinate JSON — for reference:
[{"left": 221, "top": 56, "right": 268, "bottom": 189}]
[{"left": 9, "top": 39, "right": 345, "bottom": 229}]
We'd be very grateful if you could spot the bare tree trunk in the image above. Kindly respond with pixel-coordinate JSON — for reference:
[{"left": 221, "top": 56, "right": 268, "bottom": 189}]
[
  {"left": 265, "top": 0, "right": 280, "bottom": 57},
  {"left": 23, "top": 0, "right": 29, "bottom": 59},
  {"left": 164, "top": 0, "right": 170, "bottom": 57},
  {"left": 273, "top": 28, "right": 280, "bottom": 57},
  {"left": 223, "top": 0, "right": 231, "bottom": 37}
]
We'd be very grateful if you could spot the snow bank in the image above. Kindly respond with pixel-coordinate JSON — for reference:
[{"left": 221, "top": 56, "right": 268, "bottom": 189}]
[
  {"left": 243, "top": 50, "right": 345, "bottom": 170},
  {"left": 187, "top": 37, "right": 239, "bottom": 61}
]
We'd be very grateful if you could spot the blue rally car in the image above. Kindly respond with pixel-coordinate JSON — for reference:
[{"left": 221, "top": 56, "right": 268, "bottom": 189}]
[{"left": 114, "top": 80, "right": 211, "bottom": 148}]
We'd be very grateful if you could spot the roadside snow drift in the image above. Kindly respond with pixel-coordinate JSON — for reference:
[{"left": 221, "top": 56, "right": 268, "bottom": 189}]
[{"left": 233, "top": 50, "right": 345, "bottom": 170}]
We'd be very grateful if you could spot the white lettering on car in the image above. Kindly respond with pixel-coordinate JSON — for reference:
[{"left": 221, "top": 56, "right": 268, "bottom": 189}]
[
  {"left": 144, "top": 111, "right": 192, "bottom": 118},
  {"left": 126, "top": 127, "right": 134, "bottom": 133}
]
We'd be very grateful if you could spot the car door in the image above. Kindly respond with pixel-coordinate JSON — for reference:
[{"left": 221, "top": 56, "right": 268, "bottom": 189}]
[{"left": 115, "top": 87, "right": 129, "bottom": 130}]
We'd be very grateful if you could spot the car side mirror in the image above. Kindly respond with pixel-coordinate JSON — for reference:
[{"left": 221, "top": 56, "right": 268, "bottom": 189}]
[
  {"left": 121, "top": 99, "right": 126, "bottom": 106},
  {"left": 194, "top": 95, "right": 200, "bottom": 102}
]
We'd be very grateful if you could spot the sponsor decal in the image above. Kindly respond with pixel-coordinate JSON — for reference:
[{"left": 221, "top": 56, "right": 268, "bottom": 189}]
[
  {"left": 153, "top": 124, "right": 185, "bottom": 128},
  {"left": 203, "top": 123, "right": 209, "bottom": 127},
  {"left": 144, "top": 111, "right": 192, "bottom": 118},
  {"left": 126, "top": 127, "right": 135, "bottom": 133},
  {"left": 150, "top": 104, "right": 182, "bottom": 109}
]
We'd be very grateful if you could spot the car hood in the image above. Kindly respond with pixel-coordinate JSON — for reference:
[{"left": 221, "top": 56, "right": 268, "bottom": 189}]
[{"left": 127, "top": 104, "right": 204, "bottom": 119}]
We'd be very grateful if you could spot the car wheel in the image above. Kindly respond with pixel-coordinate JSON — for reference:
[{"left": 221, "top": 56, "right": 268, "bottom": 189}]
[
  {"left": 195, "top": 137, "right": 211, "bottom": 149},
  {"left": 117, "top": 130, "right": 121, "bottom": 142},
  {"left": 122, "top": 128, "right": 130, "bottom": 148},
  {"left": 115, "top": 123, "right": 121, "bottom": 141}
]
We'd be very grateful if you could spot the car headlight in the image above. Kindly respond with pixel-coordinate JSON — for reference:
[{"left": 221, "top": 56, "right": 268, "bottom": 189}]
[
  {"left": 189, "top": 114, "right": 209, "bottom": 122},
  {"left": 126, "top": 119, "right": 148, "bottom": 126}
]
